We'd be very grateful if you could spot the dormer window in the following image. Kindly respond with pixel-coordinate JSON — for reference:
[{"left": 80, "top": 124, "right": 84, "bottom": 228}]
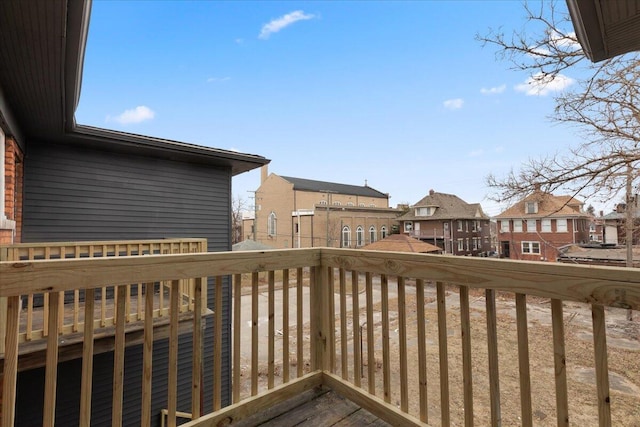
[
  {"left": 415, "top": 207, "right": 435, "bottom": 217},
  {"left": 525, "top": 201, "right": 538, "bottom": 214}
]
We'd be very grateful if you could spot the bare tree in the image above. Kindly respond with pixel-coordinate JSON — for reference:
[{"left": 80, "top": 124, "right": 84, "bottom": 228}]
[
  {"left": 478, "top": 1, "right": 640, "bottom": 206},
  {"left": 479, "top": 0, "right": 640, "bottom": 319},
  {"left": 231, "top": 195, "right": 248, "bottom": 244}
]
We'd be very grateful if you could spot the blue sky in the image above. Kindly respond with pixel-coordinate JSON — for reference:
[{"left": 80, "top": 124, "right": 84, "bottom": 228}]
[{"left": 76, "top": 1, "right": 592, "bottom": 216}]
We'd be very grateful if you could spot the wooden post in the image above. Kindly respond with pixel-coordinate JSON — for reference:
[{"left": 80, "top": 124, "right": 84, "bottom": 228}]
[{"left": 310, "top": 266, "right": 329, "bottom": 372}]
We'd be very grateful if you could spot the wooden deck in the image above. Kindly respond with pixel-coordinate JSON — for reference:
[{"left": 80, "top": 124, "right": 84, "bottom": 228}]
[{"left": 233, "top": 387, "right": 391, "bottom": 427}]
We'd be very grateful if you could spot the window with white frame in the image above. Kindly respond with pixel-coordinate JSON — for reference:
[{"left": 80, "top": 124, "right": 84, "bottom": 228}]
[
  {"left": 369, "top": 204, "right": 376, "bottom": 207},
  {"left": 557, "top": 218, "right": 568, "bottom": 232},
  {"left": 541, "top": 219, "right": 551, "bottom": 232},
  {"left": 522, "top": 241, "right": 540, "bottom": 254},
  {"left": 319, "top": 200, "right": 327, "bottom": 205},
  {"left": 404, "top": 221, "right": 413, "bottom": 232},
  {"left": 342, "top": 226, "right": 351, "bottom": 248},
  {"left": 526, "top": 219, "right": 536, "bottom": 232},
  {"left": 333, "top": 201, "right": 341, "bottom": 206},
  {"left": 525, "top": 201, "right": 538, "bottom": 214},
  {"left": 380, "top": 226, "right": 387, "bottom": 239},
  {"left": 500, "top": 220, "right": 509, "bottom": 232},
  {"left": 472, "top": 238, "right": 478, "bottom": 250},
  {"left": 457, "top": 220, "right": 463, "bottom": 231},
  {"left": 268, "top": 212, "right": 277, "bottom": 236},
  {"left": 513, "top": 219, "right": 523, "bottom": 232},
  {"left": 369, "top": 226, "right": 376, "bottom": 243},
  {"left": 359, "top": 203, "right": 365, "bottom": 207},
  {"left": 356, "top": 226, "right": 364, "bottom": 247},
  {"left": 347, "top": 202, "right": 354, "bottom": 206},
  {"left": 457, "top": 239, "right": 464, "bottom": 251},
  {"left": 415, "top": 207, "right": 434, "bottom": 216}
]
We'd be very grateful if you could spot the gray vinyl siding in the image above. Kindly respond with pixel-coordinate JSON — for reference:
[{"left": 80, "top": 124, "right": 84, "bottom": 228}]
[{"left": 17, "top": 139, "right": 232, "bottom": 426}]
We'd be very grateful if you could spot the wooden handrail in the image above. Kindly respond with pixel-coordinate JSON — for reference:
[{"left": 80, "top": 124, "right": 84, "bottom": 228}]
[{"left": 1, "top": 246, "right": 639, "bottom": 426}]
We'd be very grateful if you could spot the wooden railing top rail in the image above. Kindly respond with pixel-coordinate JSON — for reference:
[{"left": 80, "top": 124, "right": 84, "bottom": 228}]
[
  {"left": 0, "top": 238, "right": 208, "bottom": 260},
  {"left": 1, "top": 247, "right": 639, "bottom": 310}
]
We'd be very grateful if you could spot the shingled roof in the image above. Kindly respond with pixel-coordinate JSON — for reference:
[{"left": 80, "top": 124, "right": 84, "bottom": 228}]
[
  {"left": 495, "top": 190, "right": 588, "bottom": 219},
  {"left": 397, "top": 191, "right": 488, "bottom": 221},
  {"left": 362, "top": 234, "right": 441, "bottom": 253},
  {"left": 279, "top": 176, "right": 388, "bottom": 199}
]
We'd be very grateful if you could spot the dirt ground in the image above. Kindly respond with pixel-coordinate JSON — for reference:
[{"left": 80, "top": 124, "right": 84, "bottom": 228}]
[{"left": 238, "top": 276, "right": 640, "bottom": 426}]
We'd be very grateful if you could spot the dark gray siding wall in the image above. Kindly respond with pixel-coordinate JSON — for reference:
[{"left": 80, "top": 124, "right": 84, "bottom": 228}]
[{"left": 18, "top": 140, "right": 232, "bottom": 426}]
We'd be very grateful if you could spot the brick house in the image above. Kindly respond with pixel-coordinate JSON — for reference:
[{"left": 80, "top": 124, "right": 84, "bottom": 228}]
[
  {"left": 495, "top": 190, "right": 590, "bottom": 262},
  {"left": 397, "top": 190, "right": 492, "bottom": 256},
  {"left": 0, "top": 131, "right": 23, "bottom": 244},
  {"left": 244, "top": 167, "right": 400, "bottom": 248}
]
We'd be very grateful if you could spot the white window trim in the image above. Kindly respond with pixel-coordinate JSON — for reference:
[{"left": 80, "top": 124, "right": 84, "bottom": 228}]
[
  {"left": 526, "top": 219, "right": 536, "bottom": 232},
  {"left": 268, "top": 212, "right": 277, "bottom": 236},
  {"left": 522, "top": 241, "right": 540, "bottom": 254},
  {"left": 369, "top": 226, "right": 376, "bottom": 243},
  {"left": 404, "top": 221, "right": 413, "bottom": 232},
  {"left": 342, "top": 226, "right": 351, "bottom": 248},
  {"left": 557, "top": 218, "right": 568, "bottom": 232},
  {"left": 513, "top": 219, "right": 522, "bottom": 233},
  {"left": 380, "top": 226, "right": 387, "bottom": 239},
  {"left": 541, "top": 219, "right": 552, "bottom": 233},
  {"left": 500, "top": 220, "right": 509, "bottom": 233},
  {"left": 356, "top": 226, "right": 364, "bottom": 247}
]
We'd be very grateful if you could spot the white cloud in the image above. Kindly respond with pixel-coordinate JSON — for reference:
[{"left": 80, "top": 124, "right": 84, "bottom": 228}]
[
  {"left": 235, "top": 38, "right": 244, "bottom": 44},
  {"left": 514, "top": 72, "right": 575, "bottom": 96},
  {"left": 480, "top": 84, "right": 506, "bottom": 95},
  {"left": 469, "top": 149, "right": 484, "bottom": 157},
  {"left": 259, "top": 10, "right": 315, "bottom": 39},
  {"left": 443, "top": 98, "right": 464, "bottom": 110},
  {"left": 106, "top": 106, "right": 155, "bottom": 124},
  {"left": 494, "top": 146, "right": 505, "bottom": 153},
  {"left": 207, "top": 76, "right": 230, "bottom": 83}
]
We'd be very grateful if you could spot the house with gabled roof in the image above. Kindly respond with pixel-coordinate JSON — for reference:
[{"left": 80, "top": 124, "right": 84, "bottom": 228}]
[
  {"left": 397, "top": 190, "right": 492, "bottom": 256},
  {"left": 494, "top": 189, "right": 590, "bottom": 262},
  {"left": 246, "top": 166, "right": 400, "bottom": 248}
]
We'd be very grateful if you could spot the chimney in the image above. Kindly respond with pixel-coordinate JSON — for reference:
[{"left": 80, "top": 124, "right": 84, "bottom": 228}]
[
  {"left": 261, "top": 165, "right": 268, "bottom": 184},
  {"left": 429, "top": 189, "right": 435, "bottom": 195}
]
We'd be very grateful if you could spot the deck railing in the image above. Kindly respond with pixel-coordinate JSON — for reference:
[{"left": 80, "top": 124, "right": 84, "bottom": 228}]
[
  {"left": 0, "top": 238, "right": 207, "bottom": 354},
  {"left": 1, "top": 247, "right": 639, "bottom": 426}
]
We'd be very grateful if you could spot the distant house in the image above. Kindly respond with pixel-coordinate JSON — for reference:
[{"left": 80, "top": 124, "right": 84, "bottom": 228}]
[
  {"left": 494, "top": 189, "right": 590, "bottom": 262},
  {"left": 600, "top": 201, "right": 640, "bottom": 246},
  {"left": 0, "top": 1, "right": 268, "bottom": 425},
  {"left": 397, "top": 190, "right": 492, "bottom": 256},
  {"left": 246, "top": 166, "right": 400, "bottom": 248}
]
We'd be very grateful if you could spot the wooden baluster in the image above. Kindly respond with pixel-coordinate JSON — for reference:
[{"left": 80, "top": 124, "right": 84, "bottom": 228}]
[
  {"left": 268, "top": 271, "right": 275, "bottom": 389},
  {"left": 592, "top": 304, "right": 611, "bottom": 427},
  {"left": 192, "top": 277, "right": 203, "bottom": 420},
  {"left": 112, "top": 285, "right": 127, "bottom": 427},
  {"left": 214, "top": 276, "right": 223, "bottom": 410},
  {"left": 398, "top": 277, "right": 408, "bottom": 413},
  {"left": 251, "top": 272, "right": 259, "bottom": 396},
  {"left": 416, "top": 279, "right": 428, "bottom": 423},
  {"left": 366, "top": 272, "right": 376, "bottom": 395},
  {"left": 552, "top": 299, "right": 569, "bottom": 427},
  {"left": 460, "top": 285, "right": 474, "bottom": 426},
  {"left": 351, "top": 271, "right": 361, "bottom": 388},
  {"left": 339, "top": 268, "right": 348, "bottom": 380},
  {"left": 296, "top": 267, "right": 304, "bottom": 378},
  {"left": 486, "top": 289, "right": 501, "bottom": 427},
  {"left": 43, "top": 292, "right": 60, "bottom": 427},
  {"left": 282, "top": 269, "right": 290, "bottom": 383},
  {"left": 233, "top": 273, "right": 242, "bottom": 403},
  {"left": 381, "top": 274, "right": 391, "bottom": 404},
  {"left": 167, "top": 281, "right": 179, "bottom": 427},
  {"left": 1, "top": 296, "right": 21, "bottom": 427},
  {"left": 437, "top": 282, "right": 450, "bottom": 427},
  {"left": 79, "top": 288, "right": 95, "bottom": 427},
  {"left": 141, "top": 283, "right": 155, "bottom": 426},
  {"left": 516, "top": 293, "right": 533, "bottom": 427},
  {"left": 328, "top": 267, "right": 336, "bottom": 373}
]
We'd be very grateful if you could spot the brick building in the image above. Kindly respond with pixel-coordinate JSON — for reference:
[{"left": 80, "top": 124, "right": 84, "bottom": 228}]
[
  {"left": 495, "top": 189, "right": 590, "bottom": 262},
  {"left": 244, "top": 167, "right": 400, "bottom": 248},
  {"left": 397, "top": 190, "right": 492, "bottom": 256}
]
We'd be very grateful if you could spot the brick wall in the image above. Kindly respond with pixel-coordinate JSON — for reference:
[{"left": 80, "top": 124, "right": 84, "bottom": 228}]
[{"left": 1, "top": 135, "right": 23, "bottom": 244}]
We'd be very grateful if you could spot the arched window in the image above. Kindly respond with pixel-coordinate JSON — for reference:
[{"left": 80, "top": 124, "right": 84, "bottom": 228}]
[
  {"left": 369, "top": 226, "right": 377, "bottom": 243},
  {"left": 356, "top": 226, "right": 364, "bottom": 247},
  {"left": 380, "top": 226, "right": 388, "bottom": 239},
  {"left": 342, "top": 226, "right": 351, "bottom": 248},
  {"left": 333, "top": 201, "right": 342, "bottom": 206},
  {"left": 268, "top": 212, "right": 277, "bottom": 236}
]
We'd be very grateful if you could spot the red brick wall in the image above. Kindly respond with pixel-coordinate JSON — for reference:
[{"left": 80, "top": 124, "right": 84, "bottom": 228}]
[{"left": 1, "top": 135, "right": 23, "bottom": 244}]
